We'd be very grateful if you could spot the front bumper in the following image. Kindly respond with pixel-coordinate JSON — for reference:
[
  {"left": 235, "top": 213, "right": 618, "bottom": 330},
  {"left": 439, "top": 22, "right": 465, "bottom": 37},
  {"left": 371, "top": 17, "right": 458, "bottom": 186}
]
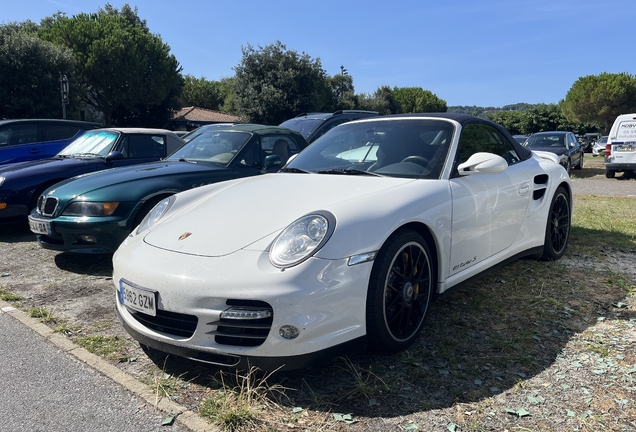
[
  {"left": 32, "top": 214, "right": 131, "bottom": 253},
  {"left": 113, "top": 238, "right": 373, "bottom": 370}
]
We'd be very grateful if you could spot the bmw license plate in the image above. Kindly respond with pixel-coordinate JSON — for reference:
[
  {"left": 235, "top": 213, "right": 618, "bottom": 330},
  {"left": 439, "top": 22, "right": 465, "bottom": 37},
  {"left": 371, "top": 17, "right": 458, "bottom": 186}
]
[
  {"left": 28, "top": 216, "right": 52, "bottom": 235},
  {"left": 119, "top": 280, "right": 157, "bottom": 316}
]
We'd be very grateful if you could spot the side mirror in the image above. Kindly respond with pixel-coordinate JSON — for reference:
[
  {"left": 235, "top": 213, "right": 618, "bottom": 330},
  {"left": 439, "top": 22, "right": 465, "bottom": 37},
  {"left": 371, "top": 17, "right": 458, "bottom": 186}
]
[
  {"left": 458, "top": 152, "right": 508, "bottom": 175},
  {"left": 105, "top": 150, "right": 124, "bottom": 165},
  {"left": 261, "top": 154, "right": 282, "bottom": 173}
]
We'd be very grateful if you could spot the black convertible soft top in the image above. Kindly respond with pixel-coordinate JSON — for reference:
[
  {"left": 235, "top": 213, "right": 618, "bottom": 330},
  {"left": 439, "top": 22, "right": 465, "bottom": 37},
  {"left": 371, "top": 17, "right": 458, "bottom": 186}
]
[{"left": 381, "top": 112, "right": 533, "bottom": 161}]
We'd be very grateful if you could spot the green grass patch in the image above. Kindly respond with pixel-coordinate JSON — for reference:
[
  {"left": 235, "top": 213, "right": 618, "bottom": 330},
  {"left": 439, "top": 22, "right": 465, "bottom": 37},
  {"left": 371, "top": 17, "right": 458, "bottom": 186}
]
[
  {"left": 571, "top": 196, "right": 636, "bottom": 251},
  {"left": 26, "top": 306, "right": 57, "bottom": 324},
  {"left": 0, "top": 288, "right": 20, "bottom": 302},
  {"left": 77, "top": 335, "right": 127, "bottom": 360}
]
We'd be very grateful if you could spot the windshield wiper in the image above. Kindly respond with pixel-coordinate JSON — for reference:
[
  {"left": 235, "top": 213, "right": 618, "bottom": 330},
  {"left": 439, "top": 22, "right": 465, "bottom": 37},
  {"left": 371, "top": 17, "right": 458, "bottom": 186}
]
[
  {"left": 317, "top": 168, "right": 383, "bottom": 177},
  {"left": 280, "top": 167, "right": 310, "bottom": 173}
]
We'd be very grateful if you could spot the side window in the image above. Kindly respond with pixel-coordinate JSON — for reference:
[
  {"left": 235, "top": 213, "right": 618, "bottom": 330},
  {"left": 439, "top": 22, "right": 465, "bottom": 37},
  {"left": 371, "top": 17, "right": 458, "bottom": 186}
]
[
  {"left": 264, "top": 136, "right": 297, "bottom": 164},
  {"left": 1, "top": 124, "right": 38, "bottom": 147},
  {"left": 126, "top": 135, "right": 165, "bottom": 158},
  {"left": 456, "top": 124, "right": 520, "bottom": 168},
  {"left": 238, "top": 137, "right": 262, "bottom": 167},
  {"left": 42, "top": 125, "right": 81, "bottom": 141},
  {"left": 317, "top": 119, "right": 349, "bottom": 139}
]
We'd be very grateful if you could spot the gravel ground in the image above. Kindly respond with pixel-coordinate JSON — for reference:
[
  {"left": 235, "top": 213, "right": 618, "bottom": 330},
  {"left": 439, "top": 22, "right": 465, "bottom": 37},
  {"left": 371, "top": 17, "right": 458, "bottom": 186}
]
[{"left": 0, "top": 160, "right": 634, "bottom": 432}]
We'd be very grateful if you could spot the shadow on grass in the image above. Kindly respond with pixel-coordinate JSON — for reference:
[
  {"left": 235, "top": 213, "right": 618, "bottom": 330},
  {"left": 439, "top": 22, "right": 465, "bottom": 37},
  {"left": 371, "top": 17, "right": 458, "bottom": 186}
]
[{"left": 139, "top": 228, "right": 634, "bottom": 421}]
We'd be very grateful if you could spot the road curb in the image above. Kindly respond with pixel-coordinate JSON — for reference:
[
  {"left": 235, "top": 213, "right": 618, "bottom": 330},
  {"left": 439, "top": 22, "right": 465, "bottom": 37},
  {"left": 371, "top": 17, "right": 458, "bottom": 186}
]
[{"left": 0, "top": 300, "right": 216, "bottom": 432}]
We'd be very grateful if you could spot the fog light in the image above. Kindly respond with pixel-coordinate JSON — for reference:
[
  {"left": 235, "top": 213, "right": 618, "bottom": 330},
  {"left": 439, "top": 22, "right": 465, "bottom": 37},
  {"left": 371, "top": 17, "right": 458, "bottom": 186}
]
[
  {"left": 221, "top": 307, "right": 272, "bottom": 320},
  {"left": 279, "top": 325, "right": 299, "bottom": 339},
  {"left": 0, "top": 203, "right": 6, "bottom": 210},
  {"left": 79, "top": 235, "right": 96, "bottom": 243}
]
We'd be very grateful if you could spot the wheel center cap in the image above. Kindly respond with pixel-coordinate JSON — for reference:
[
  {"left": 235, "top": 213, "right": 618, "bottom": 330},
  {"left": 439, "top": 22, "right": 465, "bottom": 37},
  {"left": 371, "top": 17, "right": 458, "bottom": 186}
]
[{"left": 403, "top": 282, "right": 414, "bottom": 302}]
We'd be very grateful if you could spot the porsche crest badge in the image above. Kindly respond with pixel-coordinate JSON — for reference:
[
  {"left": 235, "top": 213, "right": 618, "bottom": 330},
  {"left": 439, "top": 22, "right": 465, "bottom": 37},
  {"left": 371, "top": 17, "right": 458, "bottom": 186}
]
[{"left": 178, "top": 232, "right": 192, "bottom": 241}]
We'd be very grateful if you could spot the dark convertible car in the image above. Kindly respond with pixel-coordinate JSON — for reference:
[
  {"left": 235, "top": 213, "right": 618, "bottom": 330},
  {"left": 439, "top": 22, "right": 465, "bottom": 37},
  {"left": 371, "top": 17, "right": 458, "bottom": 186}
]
[
  {"left": 0, "top": 128, "right": 184, "bottom": 221},
  {"left": 29, "top": 124, "right": 309, "bottom": 253}
]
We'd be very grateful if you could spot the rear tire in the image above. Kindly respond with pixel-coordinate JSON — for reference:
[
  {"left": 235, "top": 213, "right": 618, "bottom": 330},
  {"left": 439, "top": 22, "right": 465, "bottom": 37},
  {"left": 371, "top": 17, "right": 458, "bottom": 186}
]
[
  {"left": 366, "top": 230, "right": 434, "bottom": 352},
  {"left": 541, "top": 186, "right": 570, "bottom": 261},
  {"left": 605, "top": 170, "right": 615, "bottom": 179}
]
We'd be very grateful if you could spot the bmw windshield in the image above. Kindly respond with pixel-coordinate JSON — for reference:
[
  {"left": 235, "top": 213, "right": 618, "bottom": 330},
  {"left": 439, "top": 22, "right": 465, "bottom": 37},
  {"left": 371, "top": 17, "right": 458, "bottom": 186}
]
[{"left": 166, "top": 130, "right": 251, "bottom": 165}]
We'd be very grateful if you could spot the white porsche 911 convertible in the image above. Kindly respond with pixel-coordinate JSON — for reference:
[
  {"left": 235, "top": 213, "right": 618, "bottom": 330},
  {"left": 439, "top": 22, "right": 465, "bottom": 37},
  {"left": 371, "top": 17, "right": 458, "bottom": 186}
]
[{"left": 113, "top": 113, "right": 572, "bottom": 371}]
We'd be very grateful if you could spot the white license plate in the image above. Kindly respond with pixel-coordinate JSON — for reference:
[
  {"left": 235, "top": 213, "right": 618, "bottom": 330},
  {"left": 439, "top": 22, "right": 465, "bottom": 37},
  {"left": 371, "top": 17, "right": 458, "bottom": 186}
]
[
  {"left": 28, "top": 216, "right": 52, "bottom": 235},
  {"left": 616, "top": 145, "right": 636, "bottom": 152},
  {"left": 119, "top": 280, "right": 157, "bottom": 316}
]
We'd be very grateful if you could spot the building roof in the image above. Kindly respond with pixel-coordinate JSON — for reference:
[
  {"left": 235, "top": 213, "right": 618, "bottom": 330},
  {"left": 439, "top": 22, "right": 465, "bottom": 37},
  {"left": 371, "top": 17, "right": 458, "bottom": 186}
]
[{"left": 172, "top": 107, "right": 241, "bottom": 123}]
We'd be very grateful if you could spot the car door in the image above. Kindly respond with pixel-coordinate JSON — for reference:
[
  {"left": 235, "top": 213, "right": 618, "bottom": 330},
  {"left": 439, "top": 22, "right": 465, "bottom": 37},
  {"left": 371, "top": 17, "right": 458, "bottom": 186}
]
[
  {"left": 110, "top": 134, "right": 168, "bottom": 168},
  {"left": 0, "top": 122, "right": 41, "bottom": 164},
  {"left": 568, "top": 133, "right": 582, "bottom": 167},
  {"left": 448, "top": 123, "right": 532, "bottom": 276}
]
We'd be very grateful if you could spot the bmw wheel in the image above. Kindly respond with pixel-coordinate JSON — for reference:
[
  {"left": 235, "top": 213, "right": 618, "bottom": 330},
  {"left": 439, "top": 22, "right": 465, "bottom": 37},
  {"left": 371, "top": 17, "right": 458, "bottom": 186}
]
[
  {"left": 541, "top": 186, "right": 570, "bottom": 260},
  {"left": 366, "top": 230, "right": 434, "bottom": 352}
]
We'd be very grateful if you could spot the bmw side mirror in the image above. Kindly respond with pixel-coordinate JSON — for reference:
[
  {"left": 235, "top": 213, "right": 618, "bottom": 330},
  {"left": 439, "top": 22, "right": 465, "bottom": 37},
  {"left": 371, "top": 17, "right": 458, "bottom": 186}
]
[
  {"left": 261, "top": 154, "right": 282, "bottom": 173},
  {"left": 105, "top": 150, "right": 124, "bottom": 165}
]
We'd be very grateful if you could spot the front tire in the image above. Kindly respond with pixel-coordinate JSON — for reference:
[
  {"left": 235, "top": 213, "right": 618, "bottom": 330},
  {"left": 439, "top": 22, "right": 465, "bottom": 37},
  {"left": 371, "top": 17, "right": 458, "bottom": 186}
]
[
  {"left": 366, "top": 230, "right": 434, "bottom": 352},
  {"left": 541, "top": 186, "right": 570, "bottom": 260}
]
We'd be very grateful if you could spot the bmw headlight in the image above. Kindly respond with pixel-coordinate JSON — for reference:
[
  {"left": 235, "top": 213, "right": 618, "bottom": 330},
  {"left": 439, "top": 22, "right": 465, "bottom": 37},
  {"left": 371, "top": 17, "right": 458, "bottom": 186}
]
[
  {"left": 135, "top": 196, "right": 176, "bottom": 235},
  {"left": 269, "top": 211, "right": 336, "bottom": 268},
  {"left": 62, "top": 201, "right": 119, "bottom": 216}
]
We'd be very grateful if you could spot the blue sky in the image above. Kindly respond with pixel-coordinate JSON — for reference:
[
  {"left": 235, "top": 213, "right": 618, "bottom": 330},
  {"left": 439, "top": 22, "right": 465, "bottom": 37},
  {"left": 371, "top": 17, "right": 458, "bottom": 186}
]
[{"left": 4, "top": 0, "right": 634, "bottom": 107}]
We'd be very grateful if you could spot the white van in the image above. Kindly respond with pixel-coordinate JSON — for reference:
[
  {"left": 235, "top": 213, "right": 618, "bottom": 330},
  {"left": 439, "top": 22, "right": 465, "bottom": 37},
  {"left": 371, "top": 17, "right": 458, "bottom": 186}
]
[{"left": 605, "top": 113, "right": 636, "bottom": 178}]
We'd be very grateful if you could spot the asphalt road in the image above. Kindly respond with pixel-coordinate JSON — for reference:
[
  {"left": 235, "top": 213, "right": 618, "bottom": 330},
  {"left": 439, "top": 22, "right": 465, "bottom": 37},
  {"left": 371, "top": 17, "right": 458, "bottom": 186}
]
[{"left": 0, "top": 307, "right": 193, "bottom": 432}]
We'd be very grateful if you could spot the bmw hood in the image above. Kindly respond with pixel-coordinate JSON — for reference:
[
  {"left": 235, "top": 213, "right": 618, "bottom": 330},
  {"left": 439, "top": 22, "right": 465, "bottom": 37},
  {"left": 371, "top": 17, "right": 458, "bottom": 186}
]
[
  {"left": 143, "top": 173, "right": 415, "bottom": 257},
  {"left": 49, "top": 160, "right": 230, "bottom": 201}
]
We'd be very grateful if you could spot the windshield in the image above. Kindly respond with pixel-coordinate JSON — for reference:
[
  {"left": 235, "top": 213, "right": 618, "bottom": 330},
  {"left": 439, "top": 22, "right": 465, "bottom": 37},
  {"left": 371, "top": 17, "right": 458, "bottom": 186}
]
[
  {"left": 286, "top": 119, "right": 454, "bottom": 179},
  {"left": 58, "top": 130, "right": 119, "bottom": 157},
  {"left": 167, "top": 130, "right": 251, "bottom": 165},
  {"left": 279, "top": 118, "right": 323, "bottom": 139},
  {"left": 598, "top": 136, "right": 608, "bottom": 144},
  {"left": 524, "top": 134, "right": 566, "bottom": 148}
]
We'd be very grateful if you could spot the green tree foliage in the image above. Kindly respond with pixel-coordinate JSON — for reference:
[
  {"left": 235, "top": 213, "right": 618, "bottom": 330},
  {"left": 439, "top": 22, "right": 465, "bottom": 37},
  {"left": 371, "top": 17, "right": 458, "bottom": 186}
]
[
  {"left": 487, "top": 110, "right": 529, "bottom": 135},
  {"left": 232, "top": 41, "right": 330, "bottom": 124},
  {"left": 393, "top": 87, "right": 447, "bottom": 113},
  {"left": 180, "top": 75, "right": 229, "bottom": 111},
  {"left": 40, "top": 4, "right": 183, "bottom": 126},
  {"left": 561, "top": 72, "right": 636, "bottom": 133},
  {"left": 329, "top": 74, "right": 357, "bottom": 111},
  {"left": 0, "top": 22, "right": 77, "bottom": 119},
  {"left": 358, "top": 85, "right": 401, "bottom": 115}
]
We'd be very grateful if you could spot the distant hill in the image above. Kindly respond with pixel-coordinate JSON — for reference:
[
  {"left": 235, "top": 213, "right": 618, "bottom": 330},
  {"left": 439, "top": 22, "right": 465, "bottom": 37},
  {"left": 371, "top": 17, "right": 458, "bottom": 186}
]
[{"left": 447, "top": 103, "right": 534, "bottom": 117}]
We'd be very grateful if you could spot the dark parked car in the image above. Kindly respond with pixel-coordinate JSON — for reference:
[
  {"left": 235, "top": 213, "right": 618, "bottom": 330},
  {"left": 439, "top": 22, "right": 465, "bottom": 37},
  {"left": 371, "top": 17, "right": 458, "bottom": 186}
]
[
  {"left": 0, "top": 119, "right": 101, "bottom": 165},
  {"left": 279, "top": 110, "right": 379, "bottom": 143},
  {"left": 29, "top": 124, "right": 309, "bottom": 253},
  {"left": 523, "top": 131, "right": 584, "bottom": 174},
  {"left": 0, "top": 128, "right": 184, "bottom": 221}
]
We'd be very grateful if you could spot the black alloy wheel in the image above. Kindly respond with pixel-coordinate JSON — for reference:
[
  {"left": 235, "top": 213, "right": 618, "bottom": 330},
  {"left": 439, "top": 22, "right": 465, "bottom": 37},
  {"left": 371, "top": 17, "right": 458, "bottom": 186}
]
[
  {"left": 366, "top": 230, "right": 434, "bottom": 352},
  {"left": 541, "top": 186, "right": 570, "bottom": 260}
]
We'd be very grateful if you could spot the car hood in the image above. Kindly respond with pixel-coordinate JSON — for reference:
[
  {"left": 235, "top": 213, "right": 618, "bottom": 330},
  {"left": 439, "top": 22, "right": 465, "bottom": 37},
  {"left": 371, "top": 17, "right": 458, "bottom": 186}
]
[
  {"left": 0, "top": 157, "right": 93, "bottom": 176},
  {"left": 143, "top": 174, "right": 416, "bottom": 257},
  {"left": 526, "top": 146, "right": 568, "bottom": 156},
  {"left": 47, "top": 160, "right": 230, "bottom": 201}
]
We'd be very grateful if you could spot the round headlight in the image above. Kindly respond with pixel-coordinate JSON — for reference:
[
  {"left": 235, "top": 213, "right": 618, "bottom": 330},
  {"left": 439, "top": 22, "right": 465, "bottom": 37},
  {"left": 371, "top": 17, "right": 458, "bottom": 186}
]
[
  {"left": 135, "top": 196, "right": 175, "bottom": 235},
  {"left": 269, "top": 212, "right": 335, "bottom": 268}
]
